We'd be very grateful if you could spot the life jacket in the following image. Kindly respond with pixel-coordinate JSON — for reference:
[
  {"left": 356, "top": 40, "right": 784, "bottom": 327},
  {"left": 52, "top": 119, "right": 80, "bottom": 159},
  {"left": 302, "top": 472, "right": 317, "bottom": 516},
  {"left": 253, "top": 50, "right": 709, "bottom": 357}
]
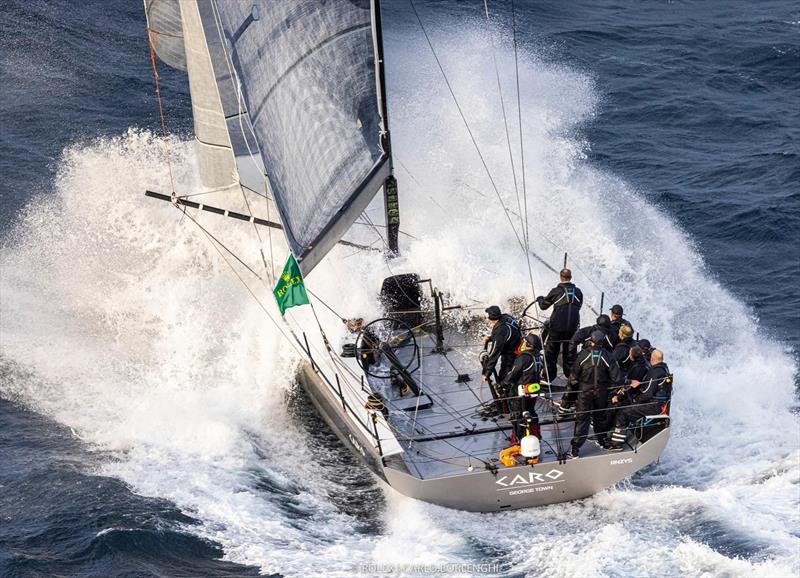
[
  {"left": 514, "top": 350, "right": 542, "bottom": 395},
  {"left": 615, "top": 340, "right": 632, "bottom": 370},
  {"left": 651, "top": 364, "right": 672, "bottom": 404},
  {"left": 550, "top": 284, "right": 582, "bottom": 333},
  {"left": 500, "top": 314, "right": 522, "bottom": 354},
  {"left": 578, "top": 347, "right": 611, "bottom": 391},
  {"left": 501, "top": 313, "right": 520, "bottom": 330},
  {"left": 499, "top": 445, "right": 538, "bottom": 466}
]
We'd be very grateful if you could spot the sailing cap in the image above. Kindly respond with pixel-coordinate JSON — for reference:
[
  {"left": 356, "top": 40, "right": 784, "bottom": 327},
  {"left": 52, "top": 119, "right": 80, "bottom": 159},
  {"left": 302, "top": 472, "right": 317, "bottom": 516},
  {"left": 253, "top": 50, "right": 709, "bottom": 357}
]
[
  {"left": 590, "top": 330, "right": 606, "bottom": 346},
  {"left": 610, "top": 304, "right": 624, "bottom": 315},
  {"left": 485, "top": 305, "right": 502, "bottom": 320}
]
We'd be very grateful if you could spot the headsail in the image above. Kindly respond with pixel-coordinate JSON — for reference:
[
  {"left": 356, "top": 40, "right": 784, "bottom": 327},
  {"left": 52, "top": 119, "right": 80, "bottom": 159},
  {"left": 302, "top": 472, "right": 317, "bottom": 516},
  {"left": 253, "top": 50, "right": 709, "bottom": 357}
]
[
  {"left": 144, "top": 0, "right": 187, "bottom": 70},
  {"left": 195, "top": 0, "right": 391, "bottom": 274}
]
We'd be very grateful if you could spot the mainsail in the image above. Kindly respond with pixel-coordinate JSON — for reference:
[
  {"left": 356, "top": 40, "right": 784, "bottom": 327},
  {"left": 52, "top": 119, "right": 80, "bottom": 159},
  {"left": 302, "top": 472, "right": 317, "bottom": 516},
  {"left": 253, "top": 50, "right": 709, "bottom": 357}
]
[{"left": 193, "top": 0, "right": 392, "bottom": 274}]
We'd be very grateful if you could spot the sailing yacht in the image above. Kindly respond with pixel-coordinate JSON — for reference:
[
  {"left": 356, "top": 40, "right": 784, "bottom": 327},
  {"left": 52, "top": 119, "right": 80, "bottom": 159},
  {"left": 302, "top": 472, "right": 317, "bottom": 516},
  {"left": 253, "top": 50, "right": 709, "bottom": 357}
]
[{"left": 142, "top": 0, "right": 671, "bottom": 512}]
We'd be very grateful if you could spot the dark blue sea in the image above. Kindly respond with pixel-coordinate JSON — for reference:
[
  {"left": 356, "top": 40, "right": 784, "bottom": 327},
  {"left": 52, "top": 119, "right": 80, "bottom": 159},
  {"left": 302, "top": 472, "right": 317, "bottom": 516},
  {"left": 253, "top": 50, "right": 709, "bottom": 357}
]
[{"left": 1, "top": 1, "right": 798, "bottom": 577}]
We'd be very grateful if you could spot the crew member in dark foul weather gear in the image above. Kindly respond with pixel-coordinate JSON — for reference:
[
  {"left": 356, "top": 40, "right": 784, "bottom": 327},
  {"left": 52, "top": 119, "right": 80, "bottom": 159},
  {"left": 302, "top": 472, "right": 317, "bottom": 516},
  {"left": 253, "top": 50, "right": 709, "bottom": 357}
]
[
  {"left": 555, "top": 315, "right": 616, "bottom": 412},
  {"left": 613, "top": 324, "right": 636, "bottom": 372},
  {"left": 608, "top": 349, "right": 671, "bottom": 450},
  {"left": 606, "top": 345, "right": 648, "bottom": 426},
  {"left": 570, "top": 314, "right": 616, "bottom": 356},
  {"left": 623, "top": 346, "right": 649, "bottom": 382},
  {"left": 481, "top": 306, "right": 521, "bottom": 384},
  {"left": 536, "top": 268, "right": 583, "bottom": 382},
  {"left": 635, "top": 338, "right": 653, "bottom": 360},
  {"left": 609, "top": 304, "right": 631, "bottom": 337},
  {"left": 568, "top": 330, "right": 623, "bottom": 457},
  {"left": 500, "top": 333, "right": 543, "bottom": 440}
]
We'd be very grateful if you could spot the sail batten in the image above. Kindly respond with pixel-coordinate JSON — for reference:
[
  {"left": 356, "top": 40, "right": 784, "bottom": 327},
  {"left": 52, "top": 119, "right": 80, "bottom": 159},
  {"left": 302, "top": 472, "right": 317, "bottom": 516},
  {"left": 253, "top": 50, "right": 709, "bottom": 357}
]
[{"left": 192, "top": 0, "right": 389, "bottom": 273}]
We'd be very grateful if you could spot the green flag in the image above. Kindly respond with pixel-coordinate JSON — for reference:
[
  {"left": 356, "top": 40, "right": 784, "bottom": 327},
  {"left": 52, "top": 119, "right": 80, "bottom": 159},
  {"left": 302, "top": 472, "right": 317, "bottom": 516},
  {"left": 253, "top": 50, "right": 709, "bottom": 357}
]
[{"left": 272, "top": 254, "right": 309, "bottom": 315}]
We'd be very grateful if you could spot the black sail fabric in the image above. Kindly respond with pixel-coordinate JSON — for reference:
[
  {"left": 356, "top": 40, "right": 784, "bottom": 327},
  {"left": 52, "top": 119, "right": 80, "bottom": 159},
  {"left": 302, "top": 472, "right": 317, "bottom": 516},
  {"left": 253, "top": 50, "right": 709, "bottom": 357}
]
[{"left": 199, "top": 0, "right": 390, "bottom": 274}]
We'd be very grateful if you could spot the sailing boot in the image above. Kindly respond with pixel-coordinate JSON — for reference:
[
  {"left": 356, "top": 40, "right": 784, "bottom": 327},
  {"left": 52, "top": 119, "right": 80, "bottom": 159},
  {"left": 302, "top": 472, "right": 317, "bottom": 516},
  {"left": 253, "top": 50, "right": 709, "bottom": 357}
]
[
  {"left": 609, "top": 426, "right": 627, "bottom": 451},
  {"left": 567, "top": 444, "right": 580, "bottom": 459}
]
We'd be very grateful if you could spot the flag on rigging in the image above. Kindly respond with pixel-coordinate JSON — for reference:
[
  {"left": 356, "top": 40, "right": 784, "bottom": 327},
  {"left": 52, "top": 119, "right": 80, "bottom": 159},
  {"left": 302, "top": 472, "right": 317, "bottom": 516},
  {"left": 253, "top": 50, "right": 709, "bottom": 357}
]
[{"left": 273, "top": 254, "right": 309, "bottom": 315}]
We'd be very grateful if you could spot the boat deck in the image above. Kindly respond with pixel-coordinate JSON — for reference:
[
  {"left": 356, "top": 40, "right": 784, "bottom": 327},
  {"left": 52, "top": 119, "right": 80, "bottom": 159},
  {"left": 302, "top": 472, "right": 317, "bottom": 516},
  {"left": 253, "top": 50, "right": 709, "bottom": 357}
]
[{"left": 366, "top": 327, "right": 615, "bottom": 480}]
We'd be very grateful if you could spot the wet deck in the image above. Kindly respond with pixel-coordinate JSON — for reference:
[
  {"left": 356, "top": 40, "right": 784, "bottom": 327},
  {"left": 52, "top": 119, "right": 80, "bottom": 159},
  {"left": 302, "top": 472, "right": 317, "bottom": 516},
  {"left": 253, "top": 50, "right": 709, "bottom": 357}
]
[{"left": 365, "top": 327, "right": 615, "bottom": 480}]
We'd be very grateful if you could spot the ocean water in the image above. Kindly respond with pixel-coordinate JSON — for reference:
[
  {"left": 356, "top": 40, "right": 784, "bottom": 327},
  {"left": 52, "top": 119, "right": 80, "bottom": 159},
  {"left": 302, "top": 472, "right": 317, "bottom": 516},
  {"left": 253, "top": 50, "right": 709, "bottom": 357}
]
[{"left": 1, "top": 1, "right": 798, "bottom": 577}]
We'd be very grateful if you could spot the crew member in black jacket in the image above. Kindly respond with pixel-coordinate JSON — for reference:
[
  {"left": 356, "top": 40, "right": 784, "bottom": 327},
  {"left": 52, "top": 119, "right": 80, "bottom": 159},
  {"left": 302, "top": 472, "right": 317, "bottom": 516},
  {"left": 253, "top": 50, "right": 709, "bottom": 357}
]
[
  {"left": 622, "top": 346, "right": 649, "bottom": 382},
  {"left": 609, "top": 304, "right": 631, "bottom": 337},
  {"left": 558, "top": 314, "right": 616, "bottom": 411},
  {"left": 536, "top": 268, "right": 583, "bottom": 381},
  {"left": 570, "top": 314, "right": 617, "bottom": 356},
  {"left": 500, "top": 333, "right": 544, "bottom": 440},
  {"left": 481, "top": 306, "right": 521, "bottom": 382},
  {"left": 568, "top": 330, "right": 623, "bottom": 457},
  {"left": 480, "top": 306, "right": 521, "bottom": 415},
  {"left": 605, "top": 345, "right": 648, "bottom": 429},
  {"left": 608, "top": 349, "right": 672, "bottom": 450},
  {"left": 612, "top": 324, "right": 636, "bottom": 372}
]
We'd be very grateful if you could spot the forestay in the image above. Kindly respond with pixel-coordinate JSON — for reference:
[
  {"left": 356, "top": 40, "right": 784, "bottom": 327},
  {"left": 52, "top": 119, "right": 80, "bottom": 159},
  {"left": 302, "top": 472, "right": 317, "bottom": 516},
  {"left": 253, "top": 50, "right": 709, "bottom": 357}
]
[{"left": 198, "top": 0, "right": 391, "bottom": 274}]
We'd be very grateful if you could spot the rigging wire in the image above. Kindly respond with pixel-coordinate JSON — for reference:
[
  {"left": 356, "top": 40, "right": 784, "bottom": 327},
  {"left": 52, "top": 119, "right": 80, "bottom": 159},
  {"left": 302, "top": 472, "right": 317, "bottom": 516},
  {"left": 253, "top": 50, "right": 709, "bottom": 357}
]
[
  {"left": 174, "top": 205, "right": 307, "bottom": 362},
  {"left": 145, "top": 28, "right": 176, "bottom": 195},
  {"left": 482, "top": 0, "right": 524, "bottom": 238},
  {"left": 209, "top": 0, "right": 277, "bottom": 284},
  {"left": 482, "top": 0, "right": 538, "bottom": 304},
  {"left": 170, "top": 205, "right": 393, "bottom": 449},
  {"left": 407, "top": 0, "right": 528, "bottom": 258},
  {"left": 508, "top": 0, "right": 537, "bottom": 303},
  {"left": 511, "top": 0, "right": 530, "bottom": 257},
  {"left": 407, "top": 0, "right": 543, "bottom": 305}
]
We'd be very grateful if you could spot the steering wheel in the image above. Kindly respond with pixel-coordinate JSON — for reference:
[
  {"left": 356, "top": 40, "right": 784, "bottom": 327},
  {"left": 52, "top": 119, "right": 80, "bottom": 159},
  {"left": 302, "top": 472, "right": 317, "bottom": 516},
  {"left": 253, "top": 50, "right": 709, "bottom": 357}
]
[
  {"left": 519, "top": 300, "right": 548, "bottom": 333},
  {"left": 355, "top": 317, "right": 420, "bottom": 378}
]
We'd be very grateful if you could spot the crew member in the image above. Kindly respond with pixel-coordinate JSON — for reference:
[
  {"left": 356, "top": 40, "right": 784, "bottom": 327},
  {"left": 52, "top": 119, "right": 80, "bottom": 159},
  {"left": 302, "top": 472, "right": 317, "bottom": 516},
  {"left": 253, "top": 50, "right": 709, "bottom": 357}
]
[
  {"left": 559, "top": 314, "right": 616, "bottom": 413},
  {"left": 568, "top": 330, "right": 623, "bottom": 457},
  {"left": 635, "top": 338, "right": 653, "bottom": 361},
  {"left": 500, "top": 333, "right": 543, "bottom": 440},
  {"left": 608, "top": 349, "right": 672, "bottom": 451},
  {"left": 536, "top": 268, "right": 583, "bottom": 382},
  {"left": 609, "top": 304, "right": 631, "bottom": 337},
  {"left": 623, "top": 346, "right": 649, "bottom": 382},
  {"left": 613, "top": 324, "right": 636, "bottom": 372},
  {"left": 606, "top": 345, "right": 648, "bottom": 427},
  {"left": 571, "top": 314, "right": 617, "bottom": 355},
  {"left": 481, "top": 305, "right": 521, "bottom": 384}
]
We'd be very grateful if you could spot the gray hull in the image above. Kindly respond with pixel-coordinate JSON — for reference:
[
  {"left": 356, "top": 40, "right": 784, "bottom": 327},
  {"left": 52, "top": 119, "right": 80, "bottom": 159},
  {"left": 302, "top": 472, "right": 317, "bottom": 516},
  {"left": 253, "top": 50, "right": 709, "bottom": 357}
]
[
  {"left": 382, "top": 429, "right": 669, "bottom": 512},
  {"left": 297, "top": 361, "right": 670, "bottom": 512}
]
